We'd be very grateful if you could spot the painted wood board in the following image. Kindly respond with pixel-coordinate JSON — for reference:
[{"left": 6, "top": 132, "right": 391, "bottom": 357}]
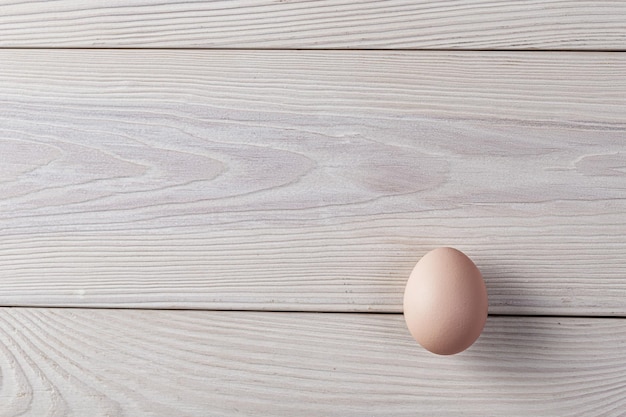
[
  {"left": 0, "top": 1, "right": 625, "bottom": 50},
  {"left": 0, "top": 309, "right": 624, "bottom": 416},
  {"left": 0, "top": 50, "right": 625, "bottom": 314}
]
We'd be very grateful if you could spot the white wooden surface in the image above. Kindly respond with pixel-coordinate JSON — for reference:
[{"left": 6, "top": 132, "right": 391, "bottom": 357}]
[
  {"left": 0, "top": 0, "right": 625, "bottom": 50},
  {"left": 1, "top": 2, "right": 625, "bottom": 416},
  {"left": 0, "top": 309, "right": 624, "bottom": 417},
  {"left": 1, "top": 50, "right": 625, "bottom": 315}
]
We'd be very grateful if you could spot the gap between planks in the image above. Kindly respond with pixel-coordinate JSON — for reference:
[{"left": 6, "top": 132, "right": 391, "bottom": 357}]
[
  {"left": 0, "top": 305, "right": 624, "bottom": 320},
  {"left": 0, "top": 47, "right": 626, "bottom": 52}
]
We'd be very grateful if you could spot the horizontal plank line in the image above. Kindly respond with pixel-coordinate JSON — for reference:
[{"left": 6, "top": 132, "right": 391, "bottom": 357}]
[
  {"left": 0, "top": 46, "right": 625, "bottom": 52},
  {"left": 0, "top": 304, "right": 624, "bottom": 320}
]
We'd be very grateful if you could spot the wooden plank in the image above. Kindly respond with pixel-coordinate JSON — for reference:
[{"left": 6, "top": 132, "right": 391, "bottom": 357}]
[
  {"left": 0, "top": 50, "right": 625, "bottom": 314},
  {"left": 0, "top": 309, "right": 624, "bottom": 416},
  {"left": 0, "top": 1, "right": 625, "bottom": 50}
]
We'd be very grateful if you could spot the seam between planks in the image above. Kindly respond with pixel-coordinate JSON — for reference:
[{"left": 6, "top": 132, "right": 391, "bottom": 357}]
[
  {"left": 0, "top": 305, "right": 623, "bottom": 320},
  {"left": 0, "top": 47, "right": 624, "bottom": 52}
]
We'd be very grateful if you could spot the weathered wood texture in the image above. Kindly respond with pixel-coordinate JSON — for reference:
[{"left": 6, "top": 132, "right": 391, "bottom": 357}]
[
  {"left": 0, "top": 1, "right": 625, "bottom": 50},
  {"left": 0, "top": 309, "right": 624, "bottom": 416},
  {"left": 1, "top": 50, "right": 625, "bottom": 314}
]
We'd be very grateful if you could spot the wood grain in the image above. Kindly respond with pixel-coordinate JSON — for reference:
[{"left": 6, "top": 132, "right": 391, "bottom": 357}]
[
  {"left": 0, "top": 309, "right": 624, "bottom": 416},
  {"left": 0, "top": 50, "right": 625, "bottom": 314},
  {"left": 0, "top": 0, "right": 625, "bottom": 50}
]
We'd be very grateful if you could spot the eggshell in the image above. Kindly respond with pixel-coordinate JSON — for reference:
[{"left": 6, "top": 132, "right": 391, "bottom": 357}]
[{"left": 403, "top": 247, "right": 488, "bottom": 355}]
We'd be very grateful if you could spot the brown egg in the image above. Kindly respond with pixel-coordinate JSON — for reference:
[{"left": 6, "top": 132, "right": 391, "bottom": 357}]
[{"left": 403, "top": 247, "right": 488, "bottom": 355}]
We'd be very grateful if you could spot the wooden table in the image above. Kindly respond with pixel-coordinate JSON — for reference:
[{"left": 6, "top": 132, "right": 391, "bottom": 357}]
[{"left": 1, "top": 2, "right": 625, "bottom": 415}]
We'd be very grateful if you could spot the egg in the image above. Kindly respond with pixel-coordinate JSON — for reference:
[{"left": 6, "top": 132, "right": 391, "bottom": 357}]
[{"left": 403, "top": 247, "right": 488, "bottom": 355}]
